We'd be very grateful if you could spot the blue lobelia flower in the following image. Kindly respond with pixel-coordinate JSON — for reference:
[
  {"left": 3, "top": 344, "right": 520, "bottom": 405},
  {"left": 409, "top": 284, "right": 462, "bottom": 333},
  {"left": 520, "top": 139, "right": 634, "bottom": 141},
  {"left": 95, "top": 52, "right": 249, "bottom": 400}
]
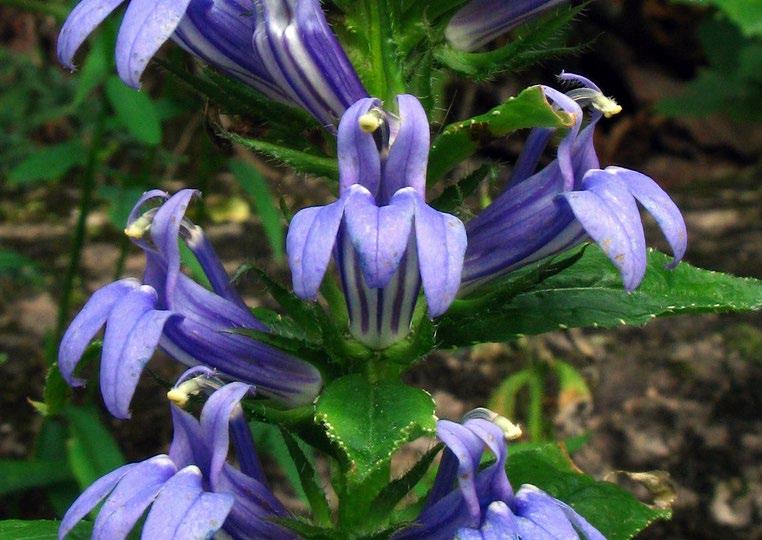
[
  {"left": 286, "top": 95, "right": 468, "bottom": 349},
  {"left": 445, "top": 0, "right": 570, "bottom": 52},
  {"left": 59, "top": 375, "right": 296, "bottom": 540},
  {"left": 462, "top": 73, "right": 687, "bottom": 294},
  {"left": 58, "top": 189, "right": 322, "bottom": 419},
  {"left": 396, "top": 414, "right": 605, "bottom": 540},
  {"left": 57, "top": 0, "right": 367, "bottom": 127}
]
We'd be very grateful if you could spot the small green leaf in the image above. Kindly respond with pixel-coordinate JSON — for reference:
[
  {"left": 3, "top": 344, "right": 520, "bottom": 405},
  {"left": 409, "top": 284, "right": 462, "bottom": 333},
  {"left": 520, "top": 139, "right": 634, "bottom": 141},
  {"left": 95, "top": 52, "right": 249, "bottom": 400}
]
[
  {"left": 65, "top": 405, "right": 125, "bottom": 490},
  {"left": 229, "top": 160, "right": 285, "bottom": 260},
  {"left": 439, "top": 247, "right": 762, "bottom": 347},
  {"left": 280, "top": 428, "right": 333, "bottom": 526},
  {"left": 225, "top": 132, "right": 338, "bottom": 180},
  {"left": 508, "top": 443, "right": 670, "bottom": 539},
  {"left": 0, "top": 520, "right": 92, "bottom": 540},
  {"left": 315, "top": 375, "right": 436, "bottom": 483},
  {"left": 105, "top": 76, "right": 162, "bottom": 145},
  {"left": 8, "top": 141, "right": 87, "bottom": 186},
  {"left": 366, "top": 443, "right": 442, "bottom": 526},
  {"left": 427, "top": 86, "right": 571, "bottom": 184},
  {"left": 430, "top": 164, "right": 495, "bottom": 214},
  {"left": 73, "top": 32, "right": 110, "bottom": 106}
]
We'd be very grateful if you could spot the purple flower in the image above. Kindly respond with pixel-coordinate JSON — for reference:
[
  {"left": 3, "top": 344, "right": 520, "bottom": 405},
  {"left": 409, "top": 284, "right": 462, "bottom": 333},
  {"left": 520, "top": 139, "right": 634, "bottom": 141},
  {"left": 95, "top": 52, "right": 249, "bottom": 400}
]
[
  {"left": 57, "top": 0, "right": 367, "bottom": 126},
  {"left": 462, "top": 73, "right": 687, "bottom": 293},
  {"left": 396, "top": 416, "right": 604, "bottom": 539},
  {"left": 59, "top": 189, "right": 322, "bottom": 419},
  {"left": 59, "top": 378, "right": 295, "bottom": 539},
  {"left": 445, "top": 0, "right": 570, "bottom": 52},
  {"left": 286, "top": 95, "right": 467, "bottom": 348}
]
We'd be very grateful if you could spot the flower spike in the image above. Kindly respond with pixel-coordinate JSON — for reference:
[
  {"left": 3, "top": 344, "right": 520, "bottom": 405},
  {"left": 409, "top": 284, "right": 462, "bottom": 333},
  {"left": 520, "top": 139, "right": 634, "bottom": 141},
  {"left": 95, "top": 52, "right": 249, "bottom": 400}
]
[
  {"left": 287, "top": 95, "right": 467, "bottom": 348},
  {"left": 57, "top": 0, "right": 367, "bottom": 126},
  {"left": 59, "top": 190, "right": 322, "bottom": 418},
  {"left": 60, "top": 380, "right": 295, "bottom": 540},
  {"left": 395, "top": 415, "right": 604, "bottom": 539},
  {"left": 462, "top": 73, "right": 687, "bottom": 294}
]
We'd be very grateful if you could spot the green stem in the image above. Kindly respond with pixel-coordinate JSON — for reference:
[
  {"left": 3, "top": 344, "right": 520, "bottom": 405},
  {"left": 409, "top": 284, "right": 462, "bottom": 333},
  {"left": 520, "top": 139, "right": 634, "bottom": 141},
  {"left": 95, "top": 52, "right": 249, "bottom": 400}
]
[
  {"left": 0, "top": 0, "right": 67, "bottom": 19},
  {"left": 527, "top": 364, "right": 546, "bottom": 442},
  {"left": 365, "top": 0, "right": 404, "bottom": 102},
  {"left": 50, "top": 112, "right": 106, "bottom": 363}
]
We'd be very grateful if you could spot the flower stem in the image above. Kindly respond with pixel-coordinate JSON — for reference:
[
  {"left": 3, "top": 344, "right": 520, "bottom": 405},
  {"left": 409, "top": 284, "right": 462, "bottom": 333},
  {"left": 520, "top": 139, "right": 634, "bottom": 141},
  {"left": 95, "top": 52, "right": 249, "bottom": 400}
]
[
  {"left": 365, "top": 0, "right": 404, "bottom": 102},
  {"left": 50, "top": 111, "right": 106, "bottom": 362}
]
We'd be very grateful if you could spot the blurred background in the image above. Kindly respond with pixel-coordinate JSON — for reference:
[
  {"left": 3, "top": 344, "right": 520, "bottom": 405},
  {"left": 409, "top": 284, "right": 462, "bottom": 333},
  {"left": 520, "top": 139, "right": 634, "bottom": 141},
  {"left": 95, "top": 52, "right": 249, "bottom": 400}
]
[{"left": 1, "top": 1, "right": 761, "bottom": 538}]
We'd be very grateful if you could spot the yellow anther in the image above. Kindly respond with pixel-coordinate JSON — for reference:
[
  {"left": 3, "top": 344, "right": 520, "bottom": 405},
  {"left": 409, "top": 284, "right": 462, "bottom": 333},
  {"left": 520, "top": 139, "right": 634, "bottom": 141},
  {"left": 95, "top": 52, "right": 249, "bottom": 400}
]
[
  {"left": 167, "top": 387, "right": 191, "bottom": 408},
  {"left": 124, "top": 214, "right": 152, "bottom": 239},
  {"left": 167, "top": 377, "right": 207, "bottom": 408},
  {"left": 358, "top": 110, "right": 384, "bottom": 133},
  {"left": 592, "top": 94, "right": 622, "bottom": 118},
  {"left": 461, "top": 407, "right": 523, "bottom": 441}
]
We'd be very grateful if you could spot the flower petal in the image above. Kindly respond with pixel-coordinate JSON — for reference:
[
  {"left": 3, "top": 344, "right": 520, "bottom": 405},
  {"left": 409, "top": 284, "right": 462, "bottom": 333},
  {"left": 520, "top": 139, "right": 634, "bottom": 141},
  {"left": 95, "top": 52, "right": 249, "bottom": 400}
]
[
  {"left": 108, "top": 308, "right": 176, "bottom": 419},
  {"left": 382, "top": 94, "right": 430, "bottom": 199},
  {"left": 99, "top": 285, "right": 160, "bottom": 418},
  {"left": 57, "top": 0, "right": 127, "bottom": 69},
  {"left": 58, "top": 279, "right": 141, "bottom": 387},
  {"left": 254, "top": 0, "right": 368, "bottom": 128},
  {"left": 338, "top": 97, "right": 383, "bottom": 195},
  {"left": 172, "top": 491, "right": 235, "bottom": 538},
  {"left": 344, "top": 186, "right": 415, "bottom": 288},
  {"left": 445, "top": 0, "right": 568, "bottom": 52},
  {"left": 199, "top": 382, "right": 252, "bottom": 487},
  {"left": 553, "top": 498, "right": 606, "bottom": 540},
  {"left": 562, "top": 172, "right": 647, "bottom": 291},
  {"left": 115, "top": 0, "right": 193, "bottom": 88},
  {"left": 432, "top": 420, "right": 486, "bottom": 526},
  {"left": 141, "top": 465, "right": 233, "bottom": 539},
  {"left": 92, "top": 455, "right": 177, "bottom": 539},
  {"left": 148, "top": 189, "right": 199, "bottom": 306},
  {"left": 413, "top": 199, "right": 467, "bottom": 317},
  {"left": 608, "top": 166, "right": 687, "bottom": 268},
  {"left": 169, "top": 405, "right": 208, "bottom": 470},
  {"left": 480, "top": 501, "right": 521, "bottom": 540},
  {"left": 287, "top": 197, "right": 349, "bottom": 299},
  {"left": 512, "top": 485, "right": 579, "bottom": 539},
  {"left": 59, "top": 464, "right": 136, "bottom": 540}
]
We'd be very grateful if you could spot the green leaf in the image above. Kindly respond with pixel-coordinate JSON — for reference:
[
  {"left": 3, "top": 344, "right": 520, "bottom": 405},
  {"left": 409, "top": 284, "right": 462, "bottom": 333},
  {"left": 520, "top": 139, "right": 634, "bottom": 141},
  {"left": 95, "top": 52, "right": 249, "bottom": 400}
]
[
  {"left": 439, "top": 247, "right": 762, "bottom": 347},
  {"left": 229, "top": 160, "right": 285, "bottom": 260},
  {"left": 65, "top": 405, "right": 125, "bottom": 490},
  {"left": 225, "top": 131, "right": 338, "bottom": 180},
  {"left": 105, "top": 76, "right": 162, "bottom": 145},
  {"left": 8, "top": 141, "right": 87, "bottom": 186},
  {"left": 0, "top": 458, "right": 72, "bottom": 496},
  {"left": 35, "top": 418, "right": 80, "bottom": 515},
  {"left": 0, "top": 520, "right": 92, "bottom": 540},
  {"left": 508, "top": 443, "right": 670, "bottom": 539},
  {"left": 678, "top": 0, "right": 762, "bottom": 37},
  {"left": 73, "top": 32, "right": 110, "bottom": 106},
  {"left": 280, "top": 428, "right": 333, "bottom": 526},
  {"left": 366, "top": 443, "right": 442, "bottom": 526},
  {"left": 430, "top": 164, "right": 495, "bottom": 214},
  {"left": 427, "top": 86, "right": 571, "bottom": 184},
  {"left": 315, "top": 375, "right": 436, "bottom": 483},
  {"left": 249, "top": 421, "right": 310, "bottom": 504}
]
